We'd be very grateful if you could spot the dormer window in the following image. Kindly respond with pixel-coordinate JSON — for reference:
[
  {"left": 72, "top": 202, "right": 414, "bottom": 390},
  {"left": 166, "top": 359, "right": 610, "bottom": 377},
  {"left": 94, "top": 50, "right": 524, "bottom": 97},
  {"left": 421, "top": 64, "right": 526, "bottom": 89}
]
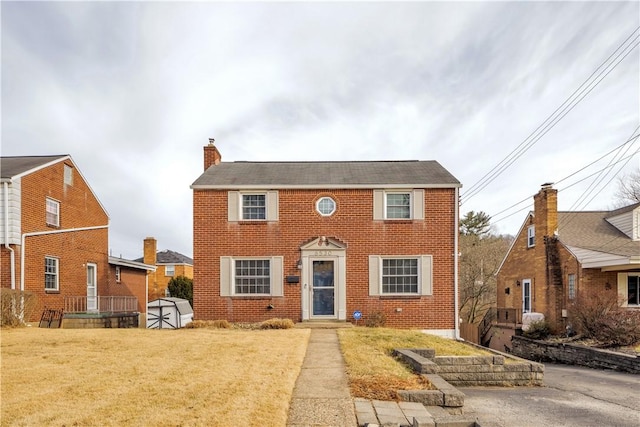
[{"left": 527, "top": 225, "right": 535, "bottom": 248}]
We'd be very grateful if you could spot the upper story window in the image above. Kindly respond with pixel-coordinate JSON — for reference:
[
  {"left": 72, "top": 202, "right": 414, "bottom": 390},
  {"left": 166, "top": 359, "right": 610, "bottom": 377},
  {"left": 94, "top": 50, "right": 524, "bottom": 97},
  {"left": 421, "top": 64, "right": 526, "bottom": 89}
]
[
  {"left": 228, "top": 191, "right": 278, "bottom": 222},
  {"left": 316, "top": 197, "right": 336, "bottom": 216},
  {"left": 115, "top": 266, "right": 121, "bottom": 283},
  {"left": 242, "top": 194, "right": 266, "bottom": 220},
  {"left": 46, "top": 198, "right": 60, "bottom": 227},
  {"left": 45, "top": 257, "right": 59, "bottom": 291},
  {"left": 527, "top": 225, "right": 535, "bottom": 248},
  {"left": 373, "top": 189, "right": 424, "bottom": 221},
  {"left": 386, "top": 193, "right": 411, "bottom": 219},
  {"left": 64, "top": 164, "right": 73, "bottom": 186},
  {"left": 165, "top": 265, "right": 175, "bottom": 277}
]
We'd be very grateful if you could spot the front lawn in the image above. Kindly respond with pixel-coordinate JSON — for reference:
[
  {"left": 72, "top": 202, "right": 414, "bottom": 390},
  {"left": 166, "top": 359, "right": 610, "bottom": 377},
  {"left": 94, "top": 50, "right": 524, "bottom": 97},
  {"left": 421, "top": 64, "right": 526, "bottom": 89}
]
[
  {"left": 1, "top": 327, "right": 310, "bottom": 426},
  {"left": 338, "top": 327, "right": 491, "bottom": 400}
]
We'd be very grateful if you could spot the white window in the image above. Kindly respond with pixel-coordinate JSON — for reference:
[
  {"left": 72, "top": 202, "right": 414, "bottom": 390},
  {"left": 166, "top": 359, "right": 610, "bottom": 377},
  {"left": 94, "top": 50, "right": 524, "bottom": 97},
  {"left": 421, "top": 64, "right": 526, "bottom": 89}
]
[
  {"left": 373, "top": 189, "right": 424, "bottom": 220},
  {"left": 46, "top": 198, "right": 60, "bottom": 226},
  {"left": 115, "top": 266, "right": 121, "bottom": 283},
  {"left": 228, "top": 191, "right": 278, "bottom": 222},
  {"left": 527, "top": 225, "right": 535, "bottom": 248},
  {"left": 242, "top": 194, "right": 266, "bottom": 220},
  {"left": 627, "top": 275, "right": 639, "bottom": 306},
  {"left": 522, "top": 279, "right": 532, "bottom": 313},
  {"left": 219, "top": 256, "right": 283, "bottom": 297},
  {"left": 64, "top": 164, "right": 73, "bottom": 186},
  {"left": 316, "top": 197, "right": 336, "bottom": 216},
  {"left": 45, "top": 257, "right": 59, "bottom": 291},
  {"left": 368, "top": 255, "right": 432, "bottom": 296},
  {"left": 568, "top": 274, "right": 576, "bottom": 300},
  {"left": 165, "top": 265, "right": 175, "bottom": 277}
]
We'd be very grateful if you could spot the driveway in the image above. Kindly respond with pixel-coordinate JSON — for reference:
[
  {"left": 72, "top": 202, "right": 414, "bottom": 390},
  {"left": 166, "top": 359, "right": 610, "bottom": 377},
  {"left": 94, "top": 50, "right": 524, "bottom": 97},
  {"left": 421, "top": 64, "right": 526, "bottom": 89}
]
[{"left": 459, "top": 363, "right": 640, "bottom": 427}]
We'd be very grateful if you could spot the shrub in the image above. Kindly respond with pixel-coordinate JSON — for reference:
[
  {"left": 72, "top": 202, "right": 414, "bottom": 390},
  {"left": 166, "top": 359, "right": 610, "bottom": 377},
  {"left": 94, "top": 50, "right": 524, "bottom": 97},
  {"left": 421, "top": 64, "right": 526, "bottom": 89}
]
[
  {"left": 365, "top": 311, "right": 387, "bottom": 328},
  {"left": 522, "top": 319, "right": 551, "bottom": 340},
  {"left": 1, "top": 289, "right": 38, "bottom": 327},
  {"left": 568, "top": 290, "right": 640, "bottom": 347},
  {"left": 259, "top": 318, "right": 295, "bottom": 329},
  {"left": 167, "top": 275, "right": 193, "bottom": 307},
  {"left": 185, "top": 319, "right": 231, "bottom": 329}
]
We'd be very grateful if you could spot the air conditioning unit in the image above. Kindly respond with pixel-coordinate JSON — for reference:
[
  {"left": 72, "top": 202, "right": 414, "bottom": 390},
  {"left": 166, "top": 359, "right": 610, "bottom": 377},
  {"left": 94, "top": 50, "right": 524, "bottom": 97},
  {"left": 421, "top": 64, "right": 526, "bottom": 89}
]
[{"left": 561, "top": 309, "right": 568, "bottom": 318}]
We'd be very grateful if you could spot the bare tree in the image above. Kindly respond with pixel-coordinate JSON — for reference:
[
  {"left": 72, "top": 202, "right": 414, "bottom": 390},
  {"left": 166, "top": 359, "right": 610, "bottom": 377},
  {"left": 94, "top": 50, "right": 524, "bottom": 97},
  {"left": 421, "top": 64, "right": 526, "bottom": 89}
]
[{"left": 614, "top": 168, "right": 640, "bottom": 206}]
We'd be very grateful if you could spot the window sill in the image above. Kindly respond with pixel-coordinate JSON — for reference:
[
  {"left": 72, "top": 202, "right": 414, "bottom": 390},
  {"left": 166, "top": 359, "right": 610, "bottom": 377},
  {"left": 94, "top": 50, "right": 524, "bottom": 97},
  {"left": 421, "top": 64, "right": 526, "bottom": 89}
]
[
  {"left": 45, "top": 290, "right": 60, "bottom": 294},
  {"left": 228, "top": 295, "right": 275, "bottom": 300},
  {"left": 377, "top": 295, "right": 422, "bottom": 300},
  {"left": 381, "top": 220, "right": 416, "bottom": 224}
]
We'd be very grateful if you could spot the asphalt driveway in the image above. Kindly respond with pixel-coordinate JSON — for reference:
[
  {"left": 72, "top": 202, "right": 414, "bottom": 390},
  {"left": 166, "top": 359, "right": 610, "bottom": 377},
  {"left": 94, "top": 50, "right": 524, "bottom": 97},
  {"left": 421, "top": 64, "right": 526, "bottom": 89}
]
[{"left": 459, "top": 363, "right": 640, "bottom": 427}]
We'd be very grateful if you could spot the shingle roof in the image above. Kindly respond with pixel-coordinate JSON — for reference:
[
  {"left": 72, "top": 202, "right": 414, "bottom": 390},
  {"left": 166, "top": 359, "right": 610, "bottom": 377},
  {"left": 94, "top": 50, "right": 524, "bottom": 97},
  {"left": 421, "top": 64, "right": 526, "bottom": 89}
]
[
  {"left": 134, "top": 250, "right": 193, "bottom": 265},
  {"left": 1, "top": 155, "right": 69, "bottom": 179},
  {"left": 191, "top": 161, "right": 461, "bottom": 189},
  {"left": 558, "top": 209, "right": 640, "bottom": 258}
]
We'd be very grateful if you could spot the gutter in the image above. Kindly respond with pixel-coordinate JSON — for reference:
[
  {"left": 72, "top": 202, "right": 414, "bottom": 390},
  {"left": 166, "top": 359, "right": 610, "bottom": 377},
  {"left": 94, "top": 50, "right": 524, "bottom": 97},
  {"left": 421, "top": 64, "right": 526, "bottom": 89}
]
[
  {"left": 3, "top": 182, "right": 16, "bottom": 289},
  {"left": 20, "top": 225, "right": 109, "bottom": 292},
  {"left": 454, "top": 186, "right": 460, "bottom": 340}
]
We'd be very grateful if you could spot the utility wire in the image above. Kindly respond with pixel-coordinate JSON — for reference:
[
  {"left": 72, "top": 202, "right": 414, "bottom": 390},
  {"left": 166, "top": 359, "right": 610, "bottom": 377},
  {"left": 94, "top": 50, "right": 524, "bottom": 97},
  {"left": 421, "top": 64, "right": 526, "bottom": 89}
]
[{"left": 461, "top": 26, "right": 640, "bottom": 205}]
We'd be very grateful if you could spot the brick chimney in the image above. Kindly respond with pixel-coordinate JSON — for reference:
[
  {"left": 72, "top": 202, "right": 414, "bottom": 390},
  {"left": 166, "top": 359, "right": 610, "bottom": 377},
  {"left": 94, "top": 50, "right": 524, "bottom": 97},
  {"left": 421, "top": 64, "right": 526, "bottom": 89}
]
[
  {"left": 533, "top": 183, "right": 558, "bottom": 238},
  {"left": 143, "top": 237, "right": 157, "bottom": 266},
  {"left": 204, "top": 138, "right": 222, "bottom": 170}
]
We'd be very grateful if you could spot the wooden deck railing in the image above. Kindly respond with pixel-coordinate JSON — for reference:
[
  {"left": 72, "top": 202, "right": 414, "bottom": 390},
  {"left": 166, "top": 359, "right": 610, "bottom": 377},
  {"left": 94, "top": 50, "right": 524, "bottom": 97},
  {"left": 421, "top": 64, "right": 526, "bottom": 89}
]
[
  {"left": 495, "top": 307, "right": 523, "bottom": 325},
  {"left": 64, "top": 296, "right": 138, "bottom": 314}
]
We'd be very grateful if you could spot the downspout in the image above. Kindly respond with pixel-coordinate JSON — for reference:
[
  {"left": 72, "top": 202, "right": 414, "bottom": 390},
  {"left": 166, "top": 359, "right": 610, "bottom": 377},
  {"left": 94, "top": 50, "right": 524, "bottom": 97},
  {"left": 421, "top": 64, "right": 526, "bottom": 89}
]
[
  {"left": 3, "top": 182, "right": 16, "bottom": 289},
  {"left": 20, "top": 225, "right": 109, "bottom": 292},
  {"left": 454, "top": 186, "right": 460, "bottom": 340}
]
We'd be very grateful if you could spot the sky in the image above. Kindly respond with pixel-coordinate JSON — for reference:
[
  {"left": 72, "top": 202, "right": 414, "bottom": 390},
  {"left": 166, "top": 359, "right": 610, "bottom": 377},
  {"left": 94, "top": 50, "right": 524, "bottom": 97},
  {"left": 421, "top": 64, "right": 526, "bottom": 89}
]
[{"left": 2, "top": 1, "right": 639, "bottom": 260}]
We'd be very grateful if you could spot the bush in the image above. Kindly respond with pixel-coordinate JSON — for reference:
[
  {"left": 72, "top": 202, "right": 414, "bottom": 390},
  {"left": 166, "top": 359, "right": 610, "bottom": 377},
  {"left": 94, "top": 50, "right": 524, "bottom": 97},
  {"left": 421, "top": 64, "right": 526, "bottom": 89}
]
[
  {"left": 185, "top": 319, "right": 231, "bottom": 329},
  {"left": 1, "top": 289, "right": 38, "bottom": 327},
  {"left": 365, "top": 311, "right": 387, "bottom": 328},
  {"left": 167, "top": 275, "right": 193, "bottom": 307},
  {"left": 522, "top": 319, "right": 551, "bottom": 340},
  {"left": 259, "top": 318, "right": 295, "bottom": 329},
  {"left": 568, "top": 290, "right": 640, "bottom": 347}
]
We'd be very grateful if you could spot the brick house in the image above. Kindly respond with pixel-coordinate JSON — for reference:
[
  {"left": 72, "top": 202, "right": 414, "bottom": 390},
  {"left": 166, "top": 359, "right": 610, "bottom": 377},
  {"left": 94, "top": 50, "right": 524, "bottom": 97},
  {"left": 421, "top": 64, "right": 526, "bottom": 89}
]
[
  {"left": 191, "top": 140, "right": 462, "bottom": 336},
  {"left": 0, "top": 155, "right": 110, "bottom": 321},
  {"left": 492, "top": 183, "right": 640, "bottom": 350},
  {"left": 108, "top": 256, "right": 156, "bottom": 324},
  {"left": 134, "top": 237, "right": 193, "bottom": 302}
]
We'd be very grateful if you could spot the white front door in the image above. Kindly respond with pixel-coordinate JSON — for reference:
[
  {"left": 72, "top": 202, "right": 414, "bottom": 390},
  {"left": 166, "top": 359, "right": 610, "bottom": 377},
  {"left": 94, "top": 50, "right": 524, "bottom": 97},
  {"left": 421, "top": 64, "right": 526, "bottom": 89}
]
[
  {"left": 522, "top": 279, "right": 531, "bottom": 313},
  {"left": 311, "top": 259, "right": 336, "bottom": 318},
  {"left": 87, "top": 263, "right": 97, "bottom": 311}
]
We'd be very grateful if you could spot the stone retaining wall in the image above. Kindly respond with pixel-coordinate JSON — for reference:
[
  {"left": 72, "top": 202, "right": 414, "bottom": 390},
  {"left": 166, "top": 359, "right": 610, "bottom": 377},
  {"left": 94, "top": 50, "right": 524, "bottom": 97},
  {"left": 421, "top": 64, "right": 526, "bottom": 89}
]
[{"left": 512, "top": 336, "right": 640, "bottom": 374}]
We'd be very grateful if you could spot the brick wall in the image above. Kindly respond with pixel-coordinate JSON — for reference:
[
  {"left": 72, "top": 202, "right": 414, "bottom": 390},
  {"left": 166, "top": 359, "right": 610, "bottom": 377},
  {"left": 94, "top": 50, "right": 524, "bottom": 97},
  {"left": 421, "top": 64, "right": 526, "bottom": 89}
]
[
  {"left": 106, "top": 265, "right": 148, "bottom": 314},
  {"left": 193, "top": 187, "right": 457, "bottom": 329},
  {"left": 1, "top": 159, "right": 110, "bottom": 321}
]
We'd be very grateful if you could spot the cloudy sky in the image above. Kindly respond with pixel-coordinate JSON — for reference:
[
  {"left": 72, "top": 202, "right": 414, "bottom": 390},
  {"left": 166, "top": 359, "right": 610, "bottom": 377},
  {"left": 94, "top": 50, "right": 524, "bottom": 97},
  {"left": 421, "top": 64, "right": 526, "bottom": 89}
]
[{"left": 2, "top": 1, "right": 639, "bottom": 260}]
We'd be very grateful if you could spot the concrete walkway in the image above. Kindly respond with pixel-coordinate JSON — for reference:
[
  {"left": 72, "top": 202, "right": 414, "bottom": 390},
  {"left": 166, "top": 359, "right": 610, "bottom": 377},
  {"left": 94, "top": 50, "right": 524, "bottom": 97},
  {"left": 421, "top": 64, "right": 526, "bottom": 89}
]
[{"left": 287, "top": 328, "right": 358, "bottom": 426}]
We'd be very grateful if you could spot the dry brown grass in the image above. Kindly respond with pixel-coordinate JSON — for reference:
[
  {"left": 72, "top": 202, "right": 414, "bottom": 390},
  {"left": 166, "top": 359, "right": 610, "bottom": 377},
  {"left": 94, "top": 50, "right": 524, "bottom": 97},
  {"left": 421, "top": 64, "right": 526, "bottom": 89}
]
[
  {"left": 338, "top": 327, "right": 491, "bottom": 400},
  {"left": 1, "top": 327, "right": 310, "bottom": 426}
]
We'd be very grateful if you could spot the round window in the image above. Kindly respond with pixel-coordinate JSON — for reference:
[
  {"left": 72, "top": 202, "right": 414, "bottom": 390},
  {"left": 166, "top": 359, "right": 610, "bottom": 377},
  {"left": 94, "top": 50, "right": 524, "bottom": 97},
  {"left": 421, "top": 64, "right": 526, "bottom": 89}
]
[{"left": 316, "top": 197, "right": 336, "bottom": 216}]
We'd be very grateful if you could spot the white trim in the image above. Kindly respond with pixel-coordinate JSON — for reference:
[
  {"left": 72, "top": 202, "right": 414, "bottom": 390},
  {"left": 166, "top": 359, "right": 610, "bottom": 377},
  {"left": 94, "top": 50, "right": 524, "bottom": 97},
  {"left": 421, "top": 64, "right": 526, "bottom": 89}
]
[
  {"left": 3, "top": 182, "right": 16, "bottom": 289},
  {"left": 527, "top": 225, "right": 535, "bottom": 248},
  {"left": 453, "top": 186, "right": 460, "bottom": 340},
  {"left": 316, "top": 197, "right": 336, "bottom": 216},
  {"left": 192, "top": 183, "right": 462, "bottom": 190},
  {"left": 420, "top": 329, "right": 456, "bottom": 339},
  {"left": 522, "top": 279, "right": 532, "bottom": 313},
  {"left": 220, "top": 256, "right": 284, "bottom": 297},
  {"left": 44, "top": 256, "right": 59, "bottom": 291}
]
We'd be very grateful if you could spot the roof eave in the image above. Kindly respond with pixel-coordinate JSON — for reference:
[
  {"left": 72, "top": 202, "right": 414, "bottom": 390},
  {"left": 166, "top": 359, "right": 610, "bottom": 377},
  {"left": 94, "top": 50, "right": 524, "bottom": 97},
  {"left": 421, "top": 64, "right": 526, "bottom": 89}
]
[{"left": 190, "top": 183, "right": 462, "bottom": 190}]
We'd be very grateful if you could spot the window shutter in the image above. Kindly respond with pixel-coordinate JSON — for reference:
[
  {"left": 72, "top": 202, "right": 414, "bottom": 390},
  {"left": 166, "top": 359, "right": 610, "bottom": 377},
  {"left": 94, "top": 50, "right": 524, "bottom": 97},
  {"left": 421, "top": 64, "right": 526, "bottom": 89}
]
[
  {"left": 413, "top": 189, "right": 424, "bottom": 220},
  {"left": 373, "top": 190, "right": 384, "bottom": 220},
  {"left": 618, "top": 273, "right": 628, "bottom": 307},
  {"left": 220, "top": 257, "right": 232, "bottom": 296},
  {"left": 369, "top": 255, "right": 380, "bottom": 296},
  {"left": 267, "top": 191, "right": 279, "bottom": 221},
  {"left": 228, "top": 192, "right": 239, "bottom": 222},
  {"left": 420, "top": 255, "right": 433, "bottom": 295},
  {"left": 271, "top": 256, "right": 283, "bottom": 296}
]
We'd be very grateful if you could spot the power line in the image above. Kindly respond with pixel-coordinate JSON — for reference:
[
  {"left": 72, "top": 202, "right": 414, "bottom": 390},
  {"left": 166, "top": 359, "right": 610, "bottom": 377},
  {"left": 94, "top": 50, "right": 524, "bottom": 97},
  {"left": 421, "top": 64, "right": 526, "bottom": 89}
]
[{"left": 461, "top": 25, "right": 640, "bottom": 205}]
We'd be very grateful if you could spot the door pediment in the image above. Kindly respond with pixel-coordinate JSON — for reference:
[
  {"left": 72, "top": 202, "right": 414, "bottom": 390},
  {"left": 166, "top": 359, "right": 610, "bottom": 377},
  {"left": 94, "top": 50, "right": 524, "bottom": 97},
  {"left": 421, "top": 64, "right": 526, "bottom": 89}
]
[{"left": 300, "top": 236, "right": 347, "bottom": 251}]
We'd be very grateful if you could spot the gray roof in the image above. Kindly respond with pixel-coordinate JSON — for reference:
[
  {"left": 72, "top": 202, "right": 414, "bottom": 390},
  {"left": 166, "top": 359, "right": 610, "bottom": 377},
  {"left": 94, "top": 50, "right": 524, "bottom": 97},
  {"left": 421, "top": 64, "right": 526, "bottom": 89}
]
[
  {"left": 134, "top": 249, "right": 193, "bottom": 265},
  {"left": 109, "top": 256, "right": 156, "bottom": 272},
  {"left": 558, "top": 208, "right": 640, "bottom": 258},
  {"left": 1, "top": 155, "right": 69, "bottom": 179},
  {"left": 191, "top": 160, "right": 461, "bottom": 189}
]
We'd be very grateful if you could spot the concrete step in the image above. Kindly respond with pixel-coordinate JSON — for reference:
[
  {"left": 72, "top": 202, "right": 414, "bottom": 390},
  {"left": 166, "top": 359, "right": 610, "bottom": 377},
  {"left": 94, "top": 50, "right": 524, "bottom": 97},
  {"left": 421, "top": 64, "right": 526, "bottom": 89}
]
[
  {"left": 355, "top": 399, "right": 480, "bottom": 427},
  {"left": 294, "top": 321, "right": 354, "bottom": 329}
]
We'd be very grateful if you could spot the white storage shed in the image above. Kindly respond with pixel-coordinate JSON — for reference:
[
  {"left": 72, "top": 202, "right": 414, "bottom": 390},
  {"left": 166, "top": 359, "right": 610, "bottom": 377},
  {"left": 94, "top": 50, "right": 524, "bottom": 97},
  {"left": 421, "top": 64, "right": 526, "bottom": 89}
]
[{"left": 147, "top": 297, "right": 193, "bottom": 329}]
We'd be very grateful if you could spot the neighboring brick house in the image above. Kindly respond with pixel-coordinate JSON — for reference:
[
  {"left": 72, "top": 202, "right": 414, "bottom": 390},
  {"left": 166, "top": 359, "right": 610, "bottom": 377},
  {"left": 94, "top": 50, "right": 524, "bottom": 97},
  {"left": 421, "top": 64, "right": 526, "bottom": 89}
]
[
  {"left": 493, "top": 183, "right": 640, "bottom": 350},
  {"left": 107, "top": 256, "right": 156, "bottom": 324},
  {"left": 135, "top": 237, "right": 193, "bottom": 302},
  {"left": 0, "top": 155, "right": 110, "bottom": 321},
  {"left": 191, "top": 140, "right": 462, "bottom": 336}
]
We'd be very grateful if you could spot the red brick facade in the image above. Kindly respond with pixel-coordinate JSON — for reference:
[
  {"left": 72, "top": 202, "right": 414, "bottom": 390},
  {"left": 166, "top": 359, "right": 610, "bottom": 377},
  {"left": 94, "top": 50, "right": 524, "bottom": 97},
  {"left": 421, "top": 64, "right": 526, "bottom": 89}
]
[
  {"left": 193, "top": 155, "right": 460, "bottom": 333},
  {"left": 1, "top": 157, "right": 109, "bottom": 321}
]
